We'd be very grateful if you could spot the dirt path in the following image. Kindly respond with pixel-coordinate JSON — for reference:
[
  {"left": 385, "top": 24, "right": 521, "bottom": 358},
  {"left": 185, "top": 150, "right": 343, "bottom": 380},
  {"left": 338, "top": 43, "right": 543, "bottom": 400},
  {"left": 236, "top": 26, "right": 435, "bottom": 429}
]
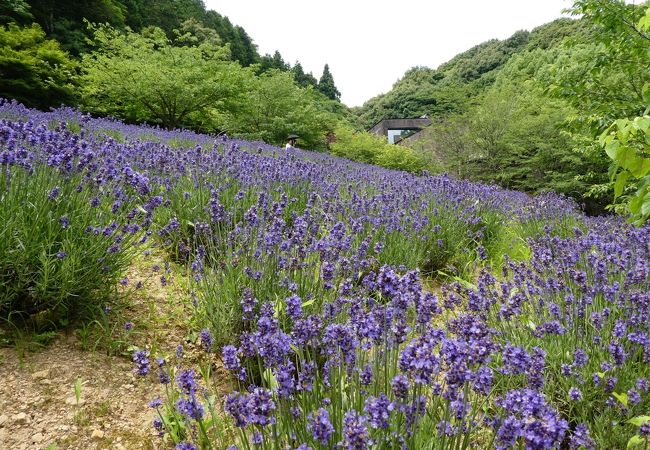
[
  {"left": 0, "top": 335, "right": 162, "bottom": 449},
  {"left": 0, "top": 250, "right": 194, "bottom": 449}
]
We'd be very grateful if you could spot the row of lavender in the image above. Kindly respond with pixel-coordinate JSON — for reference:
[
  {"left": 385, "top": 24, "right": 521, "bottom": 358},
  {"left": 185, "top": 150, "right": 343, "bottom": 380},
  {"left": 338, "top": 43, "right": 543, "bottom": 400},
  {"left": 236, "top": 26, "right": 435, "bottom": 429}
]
[{"left": 1, "top": 99, "right": 648, "bottom": 448}]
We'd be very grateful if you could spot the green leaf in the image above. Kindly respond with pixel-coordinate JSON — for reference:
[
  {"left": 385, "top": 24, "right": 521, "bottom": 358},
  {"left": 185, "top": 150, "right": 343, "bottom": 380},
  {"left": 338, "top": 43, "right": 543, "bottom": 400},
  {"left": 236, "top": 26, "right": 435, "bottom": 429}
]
[
  {"left": 627, "top": 435, "right": 644, "bottom": 449},
  {"left": 630, "top": 158, "right": 650, "bottom": 179},
  {"left": 614, "top": 171, "right": 630, "bottom": 198},
  {"left": 628, "top": 416, "right": 650, "bottom": 427},
  {"left": 641, "top": 193, "right": 650, "bottom": 217},
  {"left": 605, "top": 140, "right": 621, "bottom": 160},
  {"left": 632, "top": 116, "right": 650, "bottom": 133},
  {"left": 263, "top": 368, "right": 278, "bottom": 390},
  {"left": 616, "top": 146, "right": 638, "bottom": 171},
  {"left": 639, "top": 8, "right": 650, "bottom": 31},
  {"left": 613, "top": 391, "right": 628, "bottom": 407}
]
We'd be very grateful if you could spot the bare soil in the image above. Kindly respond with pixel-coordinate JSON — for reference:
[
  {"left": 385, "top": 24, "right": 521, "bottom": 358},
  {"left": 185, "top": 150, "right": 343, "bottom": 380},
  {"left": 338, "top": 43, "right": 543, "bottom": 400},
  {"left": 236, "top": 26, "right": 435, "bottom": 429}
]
[{"left": 0, "top": 250, "right": 197, "bottom": 450}]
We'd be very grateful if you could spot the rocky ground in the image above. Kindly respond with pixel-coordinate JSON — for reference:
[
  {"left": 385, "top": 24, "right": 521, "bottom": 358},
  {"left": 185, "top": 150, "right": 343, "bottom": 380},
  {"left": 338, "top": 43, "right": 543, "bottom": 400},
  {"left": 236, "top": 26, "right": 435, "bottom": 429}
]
[
  {"left": 0, "top": 251, "right": 200, "bottom": 450},
  {"left": 0, "top": 335, "right": 162, "bottom": 450}
]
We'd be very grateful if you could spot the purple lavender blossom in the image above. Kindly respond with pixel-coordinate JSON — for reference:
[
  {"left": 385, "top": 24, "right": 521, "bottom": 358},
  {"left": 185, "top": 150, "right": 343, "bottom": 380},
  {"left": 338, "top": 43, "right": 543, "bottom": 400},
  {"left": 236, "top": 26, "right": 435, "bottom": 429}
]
[
  {"left": 364, "top": 394, "right": 393, "bottom": 429},
  {"left": 175, "top": 443, "right": 197, "bottom": 450},
  {"left": 308, "top": 408, "right": 334, "bottom": 445},
  {"left": 568, "top": 387, "right": 582, "bottom": 401},
  {"left": 48, "top": 187, "right": 60, "bottom": 200},
  {"left": 199, "top": 328, "right": 214, "bottom": 353},
  {"left": 569, "top": 424, "right": 595, "bottom": 450},
  {"left": 132, "top": 349, "right": 150, "bottom": 376},
  {"left": 391, "top": 374, "right": 410, "bottom": 399},
  {"left": 342, "top": 411, "right": 371, "bottom": 450},
  {"left": 285, "top": 294, "right": 303, "bottom": 321}
]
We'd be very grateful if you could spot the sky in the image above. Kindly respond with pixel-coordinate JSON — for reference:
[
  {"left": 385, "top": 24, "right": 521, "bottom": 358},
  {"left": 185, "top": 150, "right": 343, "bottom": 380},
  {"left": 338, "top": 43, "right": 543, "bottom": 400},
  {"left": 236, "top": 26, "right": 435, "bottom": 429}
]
[{"left": 204, "top": 0, "right": 572, "bottom": 107}]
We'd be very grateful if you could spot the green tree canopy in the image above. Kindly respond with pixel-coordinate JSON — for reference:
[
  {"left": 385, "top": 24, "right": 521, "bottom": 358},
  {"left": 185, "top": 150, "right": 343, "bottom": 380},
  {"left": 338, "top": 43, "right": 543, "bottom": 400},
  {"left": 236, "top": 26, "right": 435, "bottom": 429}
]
[
  {"left": 223, "top": 69, "right": 336, "bottom": 150},
  {"left": 291, "top": 61, "right": 318, "bottom": 89},
  {"left": 0, "top": 0, "right": 32, "bottom": 24},
  {"left": 0, "top": 23, "right": 75, "bottom": 108},
  {"left": 259, "top": 50, "right": 289, "bottom": 73},
  {"left": 78, "top": 25, "right": 249, "bottom": 130}
]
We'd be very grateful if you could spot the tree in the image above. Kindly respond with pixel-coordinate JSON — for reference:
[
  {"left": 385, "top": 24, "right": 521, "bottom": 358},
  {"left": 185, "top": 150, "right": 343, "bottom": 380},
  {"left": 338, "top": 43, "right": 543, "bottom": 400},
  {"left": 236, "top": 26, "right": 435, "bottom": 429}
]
[
  {"left": 318, "top": 63, "right": 340, "bottom": 101},
  {"left": 291, "top": 61, "right": 317, "bottom": 88},
  {"left": 0, "top": 23, "right": 75, "bottom": 108},
  {"left": 259, "top": 50, "right": 289, "bottom": 73},
  {"left": 79, "top": 25, "right": 249, "bottom": 130},
  {"left": 591, "top": 3, "right": 650, "bottom": 224},
  {"left": 330, "top": 124, "right": 426, "bottom": 173},
  {"left": 223, "top": 70, "right": 336, "bottom": 150},
  {"left": 0, "top": 0, "right": 32, "bottom": 24},
  {"left": 26, "top": 0, "right": 127, "bottom": 54}
]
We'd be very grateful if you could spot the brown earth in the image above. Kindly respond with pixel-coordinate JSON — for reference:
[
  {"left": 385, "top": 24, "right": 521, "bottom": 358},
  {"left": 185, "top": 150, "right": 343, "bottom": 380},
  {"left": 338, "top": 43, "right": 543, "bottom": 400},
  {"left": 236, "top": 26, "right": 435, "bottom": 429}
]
[{"left": 0, "top": 250, "right": 203, "bottom": 450}]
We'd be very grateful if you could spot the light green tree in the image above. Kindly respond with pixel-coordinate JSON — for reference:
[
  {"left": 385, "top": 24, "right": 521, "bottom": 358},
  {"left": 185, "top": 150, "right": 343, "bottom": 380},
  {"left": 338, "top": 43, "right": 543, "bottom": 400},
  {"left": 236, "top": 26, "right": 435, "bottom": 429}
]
[
  {"left": 223, "top": 69, "right": 336, "bottom": 149},
  {"left": 79, "top": 25, "right": 249, "bottom": 130}
]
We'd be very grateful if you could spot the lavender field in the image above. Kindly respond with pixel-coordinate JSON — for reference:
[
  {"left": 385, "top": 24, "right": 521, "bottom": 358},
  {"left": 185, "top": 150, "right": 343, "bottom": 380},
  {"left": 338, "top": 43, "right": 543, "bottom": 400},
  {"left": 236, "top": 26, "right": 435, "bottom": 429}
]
[{"left": 1, "top": 99, "right": 649, "bottom": 449}]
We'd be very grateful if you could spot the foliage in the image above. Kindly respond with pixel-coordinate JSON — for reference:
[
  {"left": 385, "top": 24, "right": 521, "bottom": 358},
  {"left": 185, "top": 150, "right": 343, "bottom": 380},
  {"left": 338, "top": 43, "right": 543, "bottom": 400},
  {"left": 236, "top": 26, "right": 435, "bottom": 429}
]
[
  {"left": 258, "top": 50, "right": 289, "bottom": 73},
  {"left": 78, "top": 25, "right": 247, "bottom": 130},
  {"left": 291, "top": 61, "right": 318, "bottom": 89},
  {"left": 0, "top": 23, "right": 75, "bottom": 109},
  {"left": 423, "top": 75, "right": 607, "bottom": 209},
  {"left": 0, "top": 121, "right": 139, "bottom": 330},
  {"left": 26, "top": 0, "right": 127, "bottom": 54},
  {"left": 600, "top": 115, "right": 650, "bottom": 224},
  {"left": 317, "top": 63, "right": 340, "bottom": 101},
  {"left": 549, "top": 0, "right": 650, "bottom": 224},
  {"left": 222, "top": 70, "right": 337, "bottom": 149},
  {"left": 0, "top": 0, "right": 32, "bottom": 24},
  {"left": 330, "top": 125, "right": 427, "bottom": 173},
  {"left": 353, "top": 21, "right": 581, "bottom": 129}
]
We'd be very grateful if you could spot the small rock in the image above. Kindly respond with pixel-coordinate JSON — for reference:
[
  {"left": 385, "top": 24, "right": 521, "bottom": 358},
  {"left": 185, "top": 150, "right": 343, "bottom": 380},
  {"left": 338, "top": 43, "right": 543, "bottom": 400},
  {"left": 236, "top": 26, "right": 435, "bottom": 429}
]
[
  {"left": 59, "top": 425, "right": 70, "bottom": 431},
  {"left": 122, "top": 384, "right": 134, "bottom": 390},
  {"left": 65, "top": 396, "right": 85, "bottom": 406},
  {"left": 31, "top": 432, "right": 44, "bottom": 443},
  {"left": 12, "top": 412, "right": 29, "bottom": 425},
  {"left": 31, "top": 369, "right": 50, "bottom": 380},
  {"left": 91, "top": 429, "right": 104, "bottom": 440},
  {"left": 0, "top": 414, "right": 7, "bottom": 427}
]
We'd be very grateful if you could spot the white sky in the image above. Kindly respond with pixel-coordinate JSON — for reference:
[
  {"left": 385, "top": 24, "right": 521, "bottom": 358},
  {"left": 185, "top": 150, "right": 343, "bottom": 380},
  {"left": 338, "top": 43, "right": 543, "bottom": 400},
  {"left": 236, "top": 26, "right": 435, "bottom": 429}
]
[{"left": 204, "top": 0, "right": 571, "bottom": 107}]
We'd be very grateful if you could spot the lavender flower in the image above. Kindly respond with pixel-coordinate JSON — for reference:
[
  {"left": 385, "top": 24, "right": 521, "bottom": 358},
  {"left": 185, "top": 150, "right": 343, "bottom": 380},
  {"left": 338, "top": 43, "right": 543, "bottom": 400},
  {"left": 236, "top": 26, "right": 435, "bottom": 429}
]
[
  {"left": 199, "top": 328, "right": 214, "bottom": 353},
  {"left": 132, "top": 349, "right": 150, "bottom": 376},
  {"left": 308, "top": 408, "right": 334, "bottom": 445},
  {"left": 342, "top": 411, "right": 371, "bottom": 450},
  {"left": 364, "top": 394, "right": 393, "bottom": 429}
]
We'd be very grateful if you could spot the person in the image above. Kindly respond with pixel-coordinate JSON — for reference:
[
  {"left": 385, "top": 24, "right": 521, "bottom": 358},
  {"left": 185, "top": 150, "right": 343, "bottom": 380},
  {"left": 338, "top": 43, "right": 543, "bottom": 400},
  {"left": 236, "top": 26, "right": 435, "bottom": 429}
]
[{"left": 285, "top": 134, "right": 298, "bottom": 149}]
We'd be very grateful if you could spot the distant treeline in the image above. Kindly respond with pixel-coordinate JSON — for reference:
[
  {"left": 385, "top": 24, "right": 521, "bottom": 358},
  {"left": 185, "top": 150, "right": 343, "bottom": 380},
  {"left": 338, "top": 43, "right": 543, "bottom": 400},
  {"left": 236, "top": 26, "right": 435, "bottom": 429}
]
[{"left": 356, "top": 1, "right": 650, "bottom": 219}]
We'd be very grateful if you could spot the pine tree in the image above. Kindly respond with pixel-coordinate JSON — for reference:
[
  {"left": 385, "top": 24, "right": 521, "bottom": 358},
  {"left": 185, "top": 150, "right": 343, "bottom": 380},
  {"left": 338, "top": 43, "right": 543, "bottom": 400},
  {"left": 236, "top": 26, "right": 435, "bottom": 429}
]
[
  {"left": 318, "top": 64, "right": 340, "bottom": 100},
  {"left": 291, "top": 62, "right": 318, "bottom": 88}
]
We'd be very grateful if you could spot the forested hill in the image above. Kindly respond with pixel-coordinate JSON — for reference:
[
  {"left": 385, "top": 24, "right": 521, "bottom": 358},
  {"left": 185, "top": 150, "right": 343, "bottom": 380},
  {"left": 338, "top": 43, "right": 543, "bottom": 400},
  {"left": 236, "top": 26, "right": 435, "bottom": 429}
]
[
  {"left": 354, "top": 18, "right": 584, "bottom": 129},
  {"left": 4, "top": 0, "right": 267, "bottom": 66}
]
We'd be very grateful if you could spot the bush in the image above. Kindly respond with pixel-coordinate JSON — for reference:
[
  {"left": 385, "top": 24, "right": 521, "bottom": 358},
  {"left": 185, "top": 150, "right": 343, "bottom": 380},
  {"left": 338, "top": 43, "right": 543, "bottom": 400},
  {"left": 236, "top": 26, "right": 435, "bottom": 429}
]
[
  {"left": 330, "top": 125, "right": 428, "bottom": 173},
  {"left": 0, "top": 121, "right": 139, "bottom": 329}
]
